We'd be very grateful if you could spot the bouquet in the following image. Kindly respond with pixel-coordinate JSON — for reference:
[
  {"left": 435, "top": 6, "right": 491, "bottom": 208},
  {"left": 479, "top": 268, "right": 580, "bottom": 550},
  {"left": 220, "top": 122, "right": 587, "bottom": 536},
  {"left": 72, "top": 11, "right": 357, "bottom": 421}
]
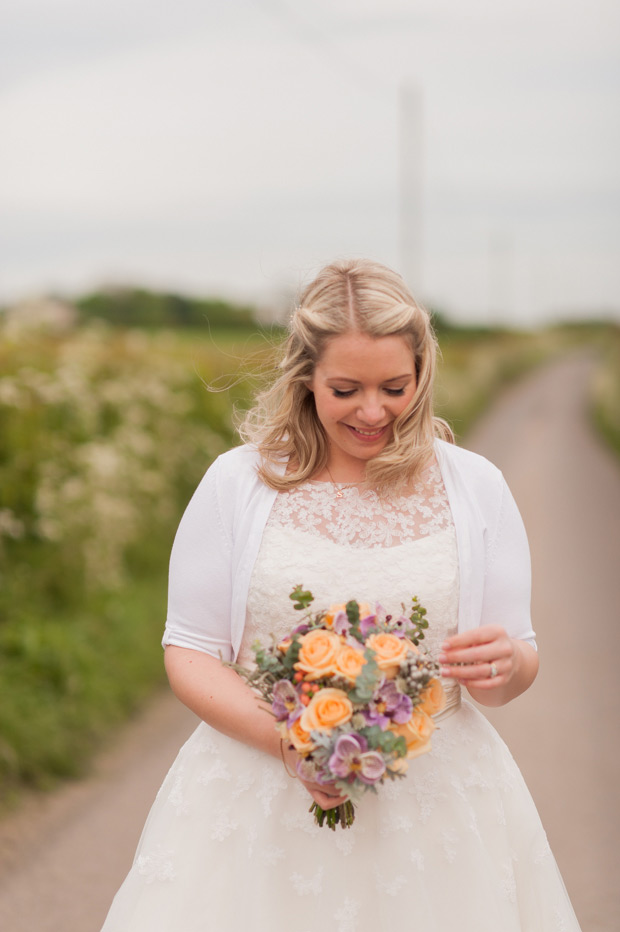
[{"left": 229, "top": 585, "right": 445, "bottom": 830}]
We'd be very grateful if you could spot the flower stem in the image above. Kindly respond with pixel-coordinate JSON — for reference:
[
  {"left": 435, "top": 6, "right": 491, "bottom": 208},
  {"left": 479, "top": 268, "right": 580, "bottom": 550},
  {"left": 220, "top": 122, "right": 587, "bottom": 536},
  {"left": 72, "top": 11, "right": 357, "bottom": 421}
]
[{"left": 309, "top": 800, "right": 356, "bottom": 830}]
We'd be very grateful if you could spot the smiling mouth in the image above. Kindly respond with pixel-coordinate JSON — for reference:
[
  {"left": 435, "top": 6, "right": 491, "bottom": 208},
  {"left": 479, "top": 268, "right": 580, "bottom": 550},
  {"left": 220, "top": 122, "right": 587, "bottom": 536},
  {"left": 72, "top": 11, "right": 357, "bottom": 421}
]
[{"left": 346, "top": 424, "right": 389, "bottom": 438}]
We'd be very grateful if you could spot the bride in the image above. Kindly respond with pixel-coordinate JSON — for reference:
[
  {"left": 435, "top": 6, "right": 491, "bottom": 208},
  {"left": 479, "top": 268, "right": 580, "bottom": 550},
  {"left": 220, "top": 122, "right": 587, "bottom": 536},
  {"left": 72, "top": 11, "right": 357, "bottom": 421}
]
[{"left": 101, "top": 258, "right": 581, "bottom": 931}]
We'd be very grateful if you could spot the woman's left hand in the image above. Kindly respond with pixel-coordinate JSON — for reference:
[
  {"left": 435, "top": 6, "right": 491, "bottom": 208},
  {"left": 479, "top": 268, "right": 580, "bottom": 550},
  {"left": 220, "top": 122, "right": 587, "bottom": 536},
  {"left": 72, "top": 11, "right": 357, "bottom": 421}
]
[{"left": 438, "top": 625, "right": 517, "bottom": 691}]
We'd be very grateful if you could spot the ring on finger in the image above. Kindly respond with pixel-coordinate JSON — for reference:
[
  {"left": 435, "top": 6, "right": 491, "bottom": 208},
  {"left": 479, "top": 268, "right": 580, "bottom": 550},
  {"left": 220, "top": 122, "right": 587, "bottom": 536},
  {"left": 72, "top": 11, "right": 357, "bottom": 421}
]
[{"left": 489, "top": 662, "right": 498, "bottom": 679}]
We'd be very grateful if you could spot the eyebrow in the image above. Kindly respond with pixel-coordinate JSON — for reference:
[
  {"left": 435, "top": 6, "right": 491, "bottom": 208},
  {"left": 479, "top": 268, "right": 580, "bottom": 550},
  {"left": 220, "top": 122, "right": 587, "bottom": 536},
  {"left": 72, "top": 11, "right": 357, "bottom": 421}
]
[{"left": 325, "top": 374, "right": 413, "bottom": 385}]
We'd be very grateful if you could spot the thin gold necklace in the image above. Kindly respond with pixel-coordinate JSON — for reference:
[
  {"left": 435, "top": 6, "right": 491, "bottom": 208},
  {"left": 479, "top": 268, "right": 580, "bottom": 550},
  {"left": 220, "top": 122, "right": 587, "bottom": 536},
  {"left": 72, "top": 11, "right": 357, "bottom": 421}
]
[{"left": 324, "top": 464, "right": 351, "bottom": 499}]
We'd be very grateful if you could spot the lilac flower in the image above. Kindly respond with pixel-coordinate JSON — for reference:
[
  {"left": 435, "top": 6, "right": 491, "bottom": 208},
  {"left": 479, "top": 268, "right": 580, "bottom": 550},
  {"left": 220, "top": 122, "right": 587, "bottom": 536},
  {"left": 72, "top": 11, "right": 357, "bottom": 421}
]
[
  {"left": 291, "top": 622, "right": 310, "bottom": 636},
  {"left": 272, "top": 680, "right": 303, "bottom": 726},
  {"left": 390, "top": 614, "right": 414, "bottom": 638},
  {"left": 332, "top": 610, "right": 351, "bottom": 636},
  {"left": 359, "top": 614, "right": 378, "bottom": 638},
  {"left": 364, "top": 679, "right": 413, "bottom": 729},
  {"left": 328, "top": 734, "right": 386, "bottom": 785}
]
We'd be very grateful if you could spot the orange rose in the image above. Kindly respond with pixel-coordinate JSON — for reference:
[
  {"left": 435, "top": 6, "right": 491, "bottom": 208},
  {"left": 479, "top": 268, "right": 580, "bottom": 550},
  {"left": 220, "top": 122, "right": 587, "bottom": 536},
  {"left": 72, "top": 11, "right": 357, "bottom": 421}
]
[
  {"left": 287, "top": 717, "right": 316, "bottom": 755},
  {"left": 300, "top": 688, "right": 353, "bottom": 732},
  {"left": 391, "top": 709, "right": 435, "bottom": 761},
  {"left": 366, "top": 632, "right": 410, "bottom": 678},
  {"left": 333, "top": 644, "right": 367, "bottom": 683},
  {"left": 295, "top": 629, "right": 341, "bottom": 680},
  {"left": 417, "top": 679, "right": 446, "bottom": 717}
]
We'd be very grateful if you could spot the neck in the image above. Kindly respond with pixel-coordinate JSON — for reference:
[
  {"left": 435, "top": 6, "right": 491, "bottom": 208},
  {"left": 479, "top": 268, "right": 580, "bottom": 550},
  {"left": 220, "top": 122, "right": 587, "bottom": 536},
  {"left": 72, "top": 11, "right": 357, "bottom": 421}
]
[{"left": 320, "top": 461, "right": 366, "bottom": 485}]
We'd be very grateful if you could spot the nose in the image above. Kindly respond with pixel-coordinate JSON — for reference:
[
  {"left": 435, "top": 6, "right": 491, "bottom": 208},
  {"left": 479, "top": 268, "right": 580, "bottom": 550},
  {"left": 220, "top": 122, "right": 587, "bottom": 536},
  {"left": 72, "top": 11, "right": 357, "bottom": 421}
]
[{"left": 357, "top": 394, "right": 385, "bottom": 425}]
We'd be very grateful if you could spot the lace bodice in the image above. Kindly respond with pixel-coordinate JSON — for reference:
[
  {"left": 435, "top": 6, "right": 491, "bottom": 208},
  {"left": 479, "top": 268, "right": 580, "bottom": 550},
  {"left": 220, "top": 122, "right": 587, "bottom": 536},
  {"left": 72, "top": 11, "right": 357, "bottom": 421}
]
[
  {"left": 266, "top": 463, "right": 453, "bottom": 549},
  {"left": 241, "top": 465, "right": 460, "bottom": 666}
]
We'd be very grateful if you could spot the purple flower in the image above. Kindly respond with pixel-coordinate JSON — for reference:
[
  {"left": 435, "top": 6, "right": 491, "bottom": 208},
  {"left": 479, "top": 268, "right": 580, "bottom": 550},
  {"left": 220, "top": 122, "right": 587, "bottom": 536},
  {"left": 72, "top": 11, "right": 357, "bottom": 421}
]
[
  {"left": 328, "top": 734, "right": 386, "bottom": 785},
  {"left": 364, "top": 679, "right": 413, "bottom": 729},
  {"left": 389, "top": 614, "right": 413, "bottom": 638},
  {"left": 359, "top": 614, "right": 378, "bottom": 638},
  {"left": 271, "top": 680, "right": 303, "bottom": 726},
  {"left": 332, "top": 611, "right": 351, "bottom": 636}
]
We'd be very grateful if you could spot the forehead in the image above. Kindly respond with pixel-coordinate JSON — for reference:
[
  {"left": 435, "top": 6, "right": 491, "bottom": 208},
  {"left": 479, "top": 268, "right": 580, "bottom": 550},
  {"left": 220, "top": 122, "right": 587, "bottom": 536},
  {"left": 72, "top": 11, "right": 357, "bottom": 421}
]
[{"left": 315, "top": 332, "right": 415, "bottom": 378}]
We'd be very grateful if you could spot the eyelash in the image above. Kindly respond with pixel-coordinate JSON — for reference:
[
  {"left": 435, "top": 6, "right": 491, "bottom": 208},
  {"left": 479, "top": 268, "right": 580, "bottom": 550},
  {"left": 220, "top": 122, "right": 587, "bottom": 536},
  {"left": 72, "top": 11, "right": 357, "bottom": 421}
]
[{"left": 331, "top": 388, "right": 406, "bottom": 398}]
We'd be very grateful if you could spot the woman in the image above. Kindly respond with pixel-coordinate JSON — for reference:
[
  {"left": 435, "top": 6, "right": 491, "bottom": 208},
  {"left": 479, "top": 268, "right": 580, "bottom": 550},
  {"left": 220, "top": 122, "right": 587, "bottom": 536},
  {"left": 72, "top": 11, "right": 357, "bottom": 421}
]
[{"left": 101, "top": 259, "right": 581, "bottom": 930}]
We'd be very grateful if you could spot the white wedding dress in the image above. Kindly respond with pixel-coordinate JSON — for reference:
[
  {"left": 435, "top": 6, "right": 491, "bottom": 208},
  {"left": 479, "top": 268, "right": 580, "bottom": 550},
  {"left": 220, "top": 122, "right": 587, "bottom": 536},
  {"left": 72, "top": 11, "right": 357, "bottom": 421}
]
[{"left": 101, "top": 467, "right": 581, "bottom": 931}]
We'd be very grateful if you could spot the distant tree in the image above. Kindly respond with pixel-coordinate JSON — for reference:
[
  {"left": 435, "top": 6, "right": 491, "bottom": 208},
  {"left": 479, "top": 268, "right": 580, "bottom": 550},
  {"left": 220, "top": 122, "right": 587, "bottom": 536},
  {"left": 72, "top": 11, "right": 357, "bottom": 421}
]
[{"left": 75, "top": 288, "right": 257, "bottom": 329}]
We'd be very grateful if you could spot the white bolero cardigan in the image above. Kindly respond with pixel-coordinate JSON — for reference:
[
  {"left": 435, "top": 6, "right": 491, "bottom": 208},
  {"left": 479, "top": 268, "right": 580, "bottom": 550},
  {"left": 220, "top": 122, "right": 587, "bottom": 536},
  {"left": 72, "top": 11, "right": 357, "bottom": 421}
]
[{"left": 163, "top": 440, "right": 536, "bottom": 661}]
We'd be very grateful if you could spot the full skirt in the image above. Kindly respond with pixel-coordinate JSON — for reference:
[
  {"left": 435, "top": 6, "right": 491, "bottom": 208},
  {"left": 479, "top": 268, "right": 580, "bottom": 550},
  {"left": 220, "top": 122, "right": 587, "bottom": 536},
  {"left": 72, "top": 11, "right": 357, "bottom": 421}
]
[{"left": 101, "top": 700, "right": 581, "bottom": 931}]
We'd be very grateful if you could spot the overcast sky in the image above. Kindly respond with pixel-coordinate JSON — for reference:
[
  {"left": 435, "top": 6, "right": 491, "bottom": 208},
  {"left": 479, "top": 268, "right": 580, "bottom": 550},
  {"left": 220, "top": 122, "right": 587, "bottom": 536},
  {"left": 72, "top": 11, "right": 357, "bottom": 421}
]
[{"left": 1, "top": 0, "right": 619, "bottom": 324}]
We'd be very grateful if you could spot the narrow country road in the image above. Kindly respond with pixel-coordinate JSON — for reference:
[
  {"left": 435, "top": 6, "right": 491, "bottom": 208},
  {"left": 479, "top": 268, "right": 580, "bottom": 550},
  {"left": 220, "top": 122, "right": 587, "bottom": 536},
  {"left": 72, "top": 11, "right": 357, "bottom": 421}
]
[
  {"left": 0, "top": 351, "right": 618, "bottom": 931},
  {"left": 466, "top": 351, "right": 620, "bottom": 932}
]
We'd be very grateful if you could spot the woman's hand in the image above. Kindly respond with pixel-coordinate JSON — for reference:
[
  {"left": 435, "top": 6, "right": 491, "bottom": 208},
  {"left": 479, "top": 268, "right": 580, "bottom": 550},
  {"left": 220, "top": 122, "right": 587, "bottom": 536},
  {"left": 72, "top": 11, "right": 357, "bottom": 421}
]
[
  {"left": 438, "top": 625, "right": 538, "bottom": 707},
  {"left": 281, "top": 742, "right": 348, "bottom": 811}
]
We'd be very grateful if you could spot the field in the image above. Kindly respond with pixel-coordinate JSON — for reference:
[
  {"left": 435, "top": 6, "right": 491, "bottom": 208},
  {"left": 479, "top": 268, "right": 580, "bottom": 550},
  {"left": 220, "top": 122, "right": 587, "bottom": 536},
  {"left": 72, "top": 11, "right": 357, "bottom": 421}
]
[{"left": 0, "top": 319, "right": 614, "bottom": 807}]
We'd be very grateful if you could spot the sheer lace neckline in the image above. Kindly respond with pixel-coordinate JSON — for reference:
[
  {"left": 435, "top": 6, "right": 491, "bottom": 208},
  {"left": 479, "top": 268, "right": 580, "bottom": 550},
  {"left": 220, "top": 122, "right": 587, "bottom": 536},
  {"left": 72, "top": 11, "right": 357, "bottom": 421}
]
[{"left": 267, "top": 462, "right": 453, "bottom": 550}]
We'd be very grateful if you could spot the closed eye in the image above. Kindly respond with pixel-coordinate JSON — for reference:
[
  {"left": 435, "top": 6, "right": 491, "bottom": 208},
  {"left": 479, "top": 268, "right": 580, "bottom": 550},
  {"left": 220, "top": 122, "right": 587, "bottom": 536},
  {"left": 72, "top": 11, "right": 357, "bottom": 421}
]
[{"left": 331, "top": 386, "right": 407, "bottom": 398}]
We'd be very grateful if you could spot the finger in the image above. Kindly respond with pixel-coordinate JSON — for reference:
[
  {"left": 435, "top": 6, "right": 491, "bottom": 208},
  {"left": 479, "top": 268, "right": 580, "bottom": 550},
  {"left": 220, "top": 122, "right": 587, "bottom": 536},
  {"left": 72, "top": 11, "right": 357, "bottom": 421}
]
[
  {"left": 311, "top": 788, "right": 349, "bottom": 810},
  {"left": 441, "top": 659, "right": 506, "bottom": 681},
  {"left": 439, "top": 644, "right": 506, "bottom": 666},
  {"left": 441, "top": 625, "right": 505, "bottom": 651}
]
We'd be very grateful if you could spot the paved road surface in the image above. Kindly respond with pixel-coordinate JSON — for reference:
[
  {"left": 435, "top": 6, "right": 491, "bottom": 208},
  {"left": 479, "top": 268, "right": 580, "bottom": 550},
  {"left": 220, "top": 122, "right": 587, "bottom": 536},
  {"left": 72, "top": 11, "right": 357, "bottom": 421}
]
[
  {"left": 0, "top": 351, "right": 618, "bottom": 931},
  {"left": 466, "top": 351, "right": 620, "bottom": 932}
]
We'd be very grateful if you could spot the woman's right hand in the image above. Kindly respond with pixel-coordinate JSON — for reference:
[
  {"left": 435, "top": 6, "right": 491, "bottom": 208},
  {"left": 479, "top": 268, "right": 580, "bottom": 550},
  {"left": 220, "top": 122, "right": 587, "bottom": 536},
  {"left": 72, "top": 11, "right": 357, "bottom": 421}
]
[
  {"left": 164, "top": 647, "right": 349, "bottom": 810},
  {"left": 282, "top": 743, "right": 349, "bottom": 811}
]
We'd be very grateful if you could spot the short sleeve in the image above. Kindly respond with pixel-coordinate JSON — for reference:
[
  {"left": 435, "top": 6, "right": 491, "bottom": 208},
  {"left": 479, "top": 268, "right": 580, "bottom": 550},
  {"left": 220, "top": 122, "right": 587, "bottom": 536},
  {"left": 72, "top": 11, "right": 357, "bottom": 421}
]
[
  {"left": 481, "top": 477, "right": 536, "bottom": 649},
  {"left": 162, "top": 459, "right": 235, "bottom": 661}
]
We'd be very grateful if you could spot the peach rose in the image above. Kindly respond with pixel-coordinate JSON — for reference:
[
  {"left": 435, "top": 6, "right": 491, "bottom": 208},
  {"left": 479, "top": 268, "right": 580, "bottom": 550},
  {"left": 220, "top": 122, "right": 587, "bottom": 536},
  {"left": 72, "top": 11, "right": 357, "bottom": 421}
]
[
  {"left": 390, "top": 709, "right": 435, "bottom": 760},
  {"left": 295, "top": 629, "right": 341, "bottom": 680},
  {"left": 287, "top": 717, "right": 316, "bottom": 755},
  {"left": 417, "top": 679, "right": 446, "bottom": 717},
  {"left": 333, "top": 644, "right": 367, "bottom": 683},
  {"left": 300, "top": 688, "right": 353, "bottom": 732},
  {"left": 366, "top": 632, "right": 410, "bottom": 678}
]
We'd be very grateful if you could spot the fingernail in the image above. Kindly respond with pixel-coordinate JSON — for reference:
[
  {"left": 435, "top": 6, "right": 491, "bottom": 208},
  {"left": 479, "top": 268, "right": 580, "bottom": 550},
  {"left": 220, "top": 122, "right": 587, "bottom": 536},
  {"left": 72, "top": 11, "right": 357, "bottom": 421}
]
[
  {"left": 440, "top": 666, "right": 451, "bottom": 678},
  {"left": 438, "top": 653, "right": 447, "bottom": 662}
]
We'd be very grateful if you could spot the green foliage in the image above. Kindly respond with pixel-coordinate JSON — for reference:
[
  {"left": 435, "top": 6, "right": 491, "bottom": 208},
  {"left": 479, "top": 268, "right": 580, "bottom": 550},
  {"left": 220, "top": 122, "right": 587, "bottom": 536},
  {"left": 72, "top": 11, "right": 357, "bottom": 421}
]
[
  {"left": 590, "top": 325, "right": 620, "bottom": 459},
  {"left": 75, "top": 288, "right": 257, "bottom": 330},
  {"left": 359, "top": 724, "right": 407, "bottom": 757},
  {"left": 408, "top": 596, "right": 429, "bottom": 645},
  {"left": 0, "top": 325, "right": 253, "bottom": 805},
  {"left": 289, "top": 585, "right": 315, "bottom": 611},
  {"left": 347, "top": 651, "right": 381, "bottom": 704},
  {"left": 345, "top": 600, "right": 360, "bottom": 625}
]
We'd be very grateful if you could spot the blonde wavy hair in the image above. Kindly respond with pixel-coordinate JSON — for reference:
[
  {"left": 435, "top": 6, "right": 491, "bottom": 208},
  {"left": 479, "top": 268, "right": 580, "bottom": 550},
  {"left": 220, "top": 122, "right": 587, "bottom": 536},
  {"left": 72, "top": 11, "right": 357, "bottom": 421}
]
[{"left": 239, "top": 258, "right": 453, "bottom": 491}]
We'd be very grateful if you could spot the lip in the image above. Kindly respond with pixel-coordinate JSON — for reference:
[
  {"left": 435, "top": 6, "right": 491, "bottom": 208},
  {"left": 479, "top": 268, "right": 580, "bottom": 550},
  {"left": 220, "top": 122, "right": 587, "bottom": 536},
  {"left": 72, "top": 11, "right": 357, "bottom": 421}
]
[{"left": 344, "top": 423, "right": 390, "bottom": 442}]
